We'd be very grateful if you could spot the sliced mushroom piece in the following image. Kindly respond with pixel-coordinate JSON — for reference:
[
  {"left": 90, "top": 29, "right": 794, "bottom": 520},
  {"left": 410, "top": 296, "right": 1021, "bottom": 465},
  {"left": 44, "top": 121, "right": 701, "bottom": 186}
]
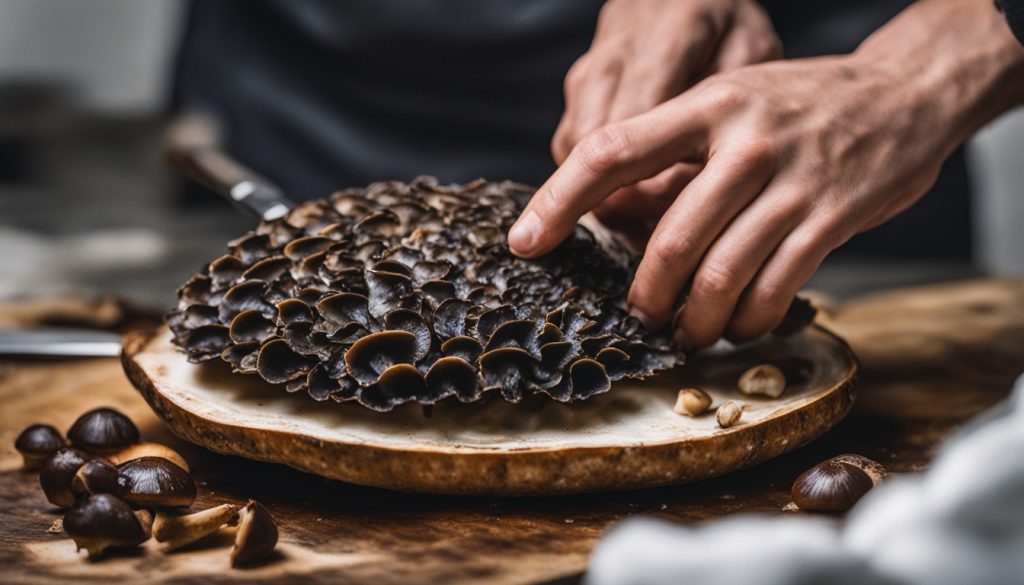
[
  {"left": 354, "top": 210, "right": 402, "bottom": 237},
  {"left": 316, "top": 292, "right": 376, "bottom": 336},
  {"left": 361, "top": 364, "right": 429, "bottom": 410},
  {"left": 177, "top": 274, "right": 213, "bottom": 307},
  {"left": 209, "top": 255, "right": 245, "bottom": 288},
  {"left": 479, "top": 347, "right": 535, "bottom": 402},
  {"left": 227, "top": 232, "right": 271, "bottom": 265},
  {"left": 221, "top": 341, "right": 259, "bottom": 373},
  {"left": 567, "top": 358, "right": 612, "bottom": 401},
  {"left": 14, "top": 424, "right": 66, "bottom": 470},
  {"left": 153, "top": 504, "right": 239, "bottom": 551},
  {"left": 64, "top": 494, "right": 153, "bottom": 558},
  {"left": 256, "top": 339, "right": 317, "bottom": 384},
  {"left": 231, "top": 500, "right": 279, "bottom": 567},
  {"left": 440, "top": 335, "right": 483, "bottom": 364},
  {"left": 184, "top": 325, "right": 232, "bottom": 361},
  {"left": 383, "top": 309, "right": 432, "bottom": 361},
  {"left": 283, "top": 236, "right": 333, "bottom": 261},
  {"left": 218, "top": 280, "right": 275, "bottom": 322},
  {"left": 595, "top": 346, "right": 631, "bottom": 378},
  {"left": 433, "top": 298, "right": 471, "bottom": 340},
  {"left": 425, "top": 357, "right": 478, "bottom": 402},
  {"left": 276, "top": 298, "right": 314, "bottom": 326},
  {"left": 476, "top": 305, "right": 518, "bottom": 339},
  {"left": 229, "top": 309, "right": 276, "bottom": 344},
  {"left": 484, "top": 319, "right": 537, "bottom": 352},
  {"left": 305, "top": 363, "right": 341, "bottom": 402},
  {"left": 365, "top": 269, "right": 413, "bottom": 319},
  {"left": 411, "top": 260, "right": 452, "bottom": 283},
  {"left": 344, "top": 330, "right": 419, "bottom": 385},
  {"left": 67, "top": 407, "right": 140, "bottom": 455},
  {"left": 371, "top": 260, "right": 412, "bottom": 277},
  {"left": 242, "top": 255, "right": 291, "bottom": 282},
  {"left": 420, "top": 280, "right": 457, "bottom": 308}
]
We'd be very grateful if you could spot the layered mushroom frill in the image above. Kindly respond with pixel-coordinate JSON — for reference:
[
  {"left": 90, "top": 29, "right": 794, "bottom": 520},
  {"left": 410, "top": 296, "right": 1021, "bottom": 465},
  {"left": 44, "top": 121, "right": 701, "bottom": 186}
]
[{"left": 168, "top": 177, "right": 680, "bottom": 411}]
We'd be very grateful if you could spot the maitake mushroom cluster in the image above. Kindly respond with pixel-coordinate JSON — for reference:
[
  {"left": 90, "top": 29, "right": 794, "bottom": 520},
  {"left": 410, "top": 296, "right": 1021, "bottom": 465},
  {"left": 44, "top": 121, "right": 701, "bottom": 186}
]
[{"left": 168, "top": 176, "right": 680, "bottom": 411}]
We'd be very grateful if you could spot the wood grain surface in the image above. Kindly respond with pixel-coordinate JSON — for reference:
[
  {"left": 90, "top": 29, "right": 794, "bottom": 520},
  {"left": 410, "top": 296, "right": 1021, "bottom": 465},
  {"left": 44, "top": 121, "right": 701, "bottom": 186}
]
[{"left": 2, "top": 279, "right": 1023, "bottom": 584}]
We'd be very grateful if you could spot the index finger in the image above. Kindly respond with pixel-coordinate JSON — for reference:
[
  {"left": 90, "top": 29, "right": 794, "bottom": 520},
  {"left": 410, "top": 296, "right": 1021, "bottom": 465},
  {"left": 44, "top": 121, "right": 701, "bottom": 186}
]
[{"left": 508, "top": 102, "right": 709, "bottom": 258}]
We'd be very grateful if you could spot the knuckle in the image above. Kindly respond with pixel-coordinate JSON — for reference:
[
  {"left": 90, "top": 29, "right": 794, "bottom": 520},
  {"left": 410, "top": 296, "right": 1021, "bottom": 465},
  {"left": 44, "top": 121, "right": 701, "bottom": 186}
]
[
  {"left": 648, "top": 232, "right": 696, "bottom": 273},
  {"left": 701, "top": 81, "right": 747, "bottom": 113},
  {"left": 693, "top": 262, "right": 740, "bottom": 300},
  {"left": 564, "top": 58, "right": 588, "bottom": 91},
  {"left": 737, "top": 138, "right": 776, "bottom": 168},
  {"left": 749, "top": 280, "right": 792, "bottom": 316},
  {"left": 576, "top": 125, "right": 634, "bottom": 176}
]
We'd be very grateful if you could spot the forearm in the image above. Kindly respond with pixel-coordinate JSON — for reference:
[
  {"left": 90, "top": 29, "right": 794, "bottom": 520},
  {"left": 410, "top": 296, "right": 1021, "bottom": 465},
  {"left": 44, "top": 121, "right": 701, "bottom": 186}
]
[{"left": 855, "top": 0, "right": 1024, "bottom": 155}]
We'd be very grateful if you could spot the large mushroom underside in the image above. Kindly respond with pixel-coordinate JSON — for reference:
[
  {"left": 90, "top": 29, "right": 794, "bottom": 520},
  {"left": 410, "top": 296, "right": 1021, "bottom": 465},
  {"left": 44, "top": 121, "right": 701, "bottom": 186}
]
[{"left": 168, "top": 177, "right": 680, "bottom": 411}]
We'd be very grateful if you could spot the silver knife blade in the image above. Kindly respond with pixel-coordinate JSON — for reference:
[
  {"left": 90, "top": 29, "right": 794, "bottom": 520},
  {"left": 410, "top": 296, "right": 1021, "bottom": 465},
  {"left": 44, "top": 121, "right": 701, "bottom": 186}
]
[{"left": 0, "top": 328, "right": 122, "bottom": 357}]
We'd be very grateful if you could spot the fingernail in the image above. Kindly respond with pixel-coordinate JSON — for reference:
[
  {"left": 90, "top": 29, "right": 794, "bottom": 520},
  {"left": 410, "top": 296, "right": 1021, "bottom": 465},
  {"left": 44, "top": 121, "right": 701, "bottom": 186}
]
[
  {"left": 628, "top": 306, "right": 651, "bottom": 328},
  {"left": 508, "top": 211, "right": 541, "bottom": 256}
]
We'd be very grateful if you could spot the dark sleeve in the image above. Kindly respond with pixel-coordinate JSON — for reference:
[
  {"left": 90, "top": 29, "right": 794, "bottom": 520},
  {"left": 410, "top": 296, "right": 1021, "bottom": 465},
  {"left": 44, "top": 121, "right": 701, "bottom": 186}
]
[{"left": 997, "top": 0, "right": 1024, "bottom": 45}]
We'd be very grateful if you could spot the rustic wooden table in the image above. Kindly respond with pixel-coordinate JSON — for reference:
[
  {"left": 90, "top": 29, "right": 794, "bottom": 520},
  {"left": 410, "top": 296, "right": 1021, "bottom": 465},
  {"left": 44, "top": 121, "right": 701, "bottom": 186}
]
[{"left": 2, "top": 279, "right": 1022, "bottom": 584}]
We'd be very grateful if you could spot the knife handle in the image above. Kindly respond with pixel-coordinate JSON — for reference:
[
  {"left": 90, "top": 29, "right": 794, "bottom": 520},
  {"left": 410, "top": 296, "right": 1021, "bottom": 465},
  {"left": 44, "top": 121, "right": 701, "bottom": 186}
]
[{"left": 164, "top": 112, "right": 296, "bottom": 221}]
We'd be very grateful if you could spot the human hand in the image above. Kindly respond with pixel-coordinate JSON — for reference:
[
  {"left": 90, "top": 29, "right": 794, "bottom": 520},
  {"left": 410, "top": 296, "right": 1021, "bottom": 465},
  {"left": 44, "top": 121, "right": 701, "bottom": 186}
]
[
  {"left": 552, "top": 0, "right": 780, "bottom": 248},
  {"left": 513, "top": 0, "right": 1024, "bottom": 350}
]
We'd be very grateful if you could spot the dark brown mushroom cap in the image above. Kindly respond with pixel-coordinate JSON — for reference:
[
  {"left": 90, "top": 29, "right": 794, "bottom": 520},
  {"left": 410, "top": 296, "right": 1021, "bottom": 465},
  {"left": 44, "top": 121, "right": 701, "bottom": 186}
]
[
  {"left": 791, "top": 459, "right": 874, "bottom": 513},
  {"left": 66, "top": 407, "right": 140, "bottom": 454},
  {"left": 64, "top": 494, "right": 152, "bottom": 558},
  {"left": 231, "top": 500, "right": 278, "bottom": 567},
  {"left": 167, "top": 177, "right": 728, "bottom": 411},
  {"left": 73, "top": 459, "right": 121, "bottom": 497},
  {"left": 39, "top": 447, "right": 90, "bottom": 508},
  {"left": 116, "top": 457, "right": 197, "bottom": 508},
  {"left": 14, "top": 424, "right": 66, "bottom": 469}
]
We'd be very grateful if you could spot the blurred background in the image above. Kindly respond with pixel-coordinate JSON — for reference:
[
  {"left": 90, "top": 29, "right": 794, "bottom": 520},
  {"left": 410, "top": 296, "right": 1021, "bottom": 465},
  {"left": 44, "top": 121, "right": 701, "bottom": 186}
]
[{"left": 0, "top": 0, "right": 1021, "bottom": 310}]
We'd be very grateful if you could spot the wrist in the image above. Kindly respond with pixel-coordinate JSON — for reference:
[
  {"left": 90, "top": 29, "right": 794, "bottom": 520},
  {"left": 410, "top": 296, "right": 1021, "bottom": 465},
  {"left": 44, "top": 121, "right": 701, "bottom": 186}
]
[{"left": 853, "top": 0, "right": 1024, "bottom": 154}]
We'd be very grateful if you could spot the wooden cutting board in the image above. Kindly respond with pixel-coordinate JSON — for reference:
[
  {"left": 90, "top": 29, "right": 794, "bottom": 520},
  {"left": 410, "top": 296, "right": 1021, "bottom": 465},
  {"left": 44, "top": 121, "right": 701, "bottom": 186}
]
[
  {"left": 123, "top": 325, "right": 855, "bottom": 495},
  {"left": 2, "top": 279, "right": 1023, "bottom": 584}
]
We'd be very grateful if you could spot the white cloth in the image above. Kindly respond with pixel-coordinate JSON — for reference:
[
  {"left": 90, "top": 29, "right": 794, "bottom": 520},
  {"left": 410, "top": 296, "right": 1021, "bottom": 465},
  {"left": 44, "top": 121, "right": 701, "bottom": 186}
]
[{"left": 587, "top": 374, "right": 1024, "bottom": 585}]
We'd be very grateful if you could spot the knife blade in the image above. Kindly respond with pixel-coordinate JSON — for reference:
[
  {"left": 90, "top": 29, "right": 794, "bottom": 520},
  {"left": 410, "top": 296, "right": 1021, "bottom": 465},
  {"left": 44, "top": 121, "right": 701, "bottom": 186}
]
[
  {"left": 0, "top": 329, "right": 122, "bottom": 358},
  {"left": 165, "top": 146, "right": 295, "bottom": 221}
]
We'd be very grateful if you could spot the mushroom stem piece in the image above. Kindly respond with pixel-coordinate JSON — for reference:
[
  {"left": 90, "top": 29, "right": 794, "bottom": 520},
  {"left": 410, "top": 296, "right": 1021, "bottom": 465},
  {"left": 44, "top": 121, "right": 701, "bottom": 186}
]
[
  {"left": 231, "top": 500, "right": 278, "bottom": 567},
  {"left": 153, "top": 504, "right": 239, "bottom": 551},
  {"left": 673, "top": 388, "right": 712, "bottom": 417}
]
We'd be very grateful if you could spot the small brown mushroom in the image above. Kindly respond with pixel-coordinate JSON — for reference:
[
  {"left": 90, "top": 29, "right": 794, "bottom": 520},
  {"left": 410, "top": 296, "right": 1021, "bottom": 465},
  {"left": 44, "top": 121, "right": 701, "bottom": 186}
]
[
  {"left": 39, "top": 448, "right": 90, "bottom": 508},
  {"left": 107, "top": 442, "right": 190, "bottom": 472},
  {"left": 72, "top": 459, "right": 121, "bottom": 497},
  {"left": 115, "top": 457, "right": 196, "bottom": 508},
  {"left": 738, "top": 364, "right": 786, "bottom": 398},
  {"left": 716, "top": 401, "right": 743, "bottom": 428},
  {"left": 791, "top": 454, "right": 887, "bottom": 513},
  {"left": 66, "top": 408, "right": 140, "bottom": 454},
  {"left": 231, "top": 500, "right": 278, "bottom": 567},
  {"left": 673, "top": 388, "right": 712, "bottom": 417},
  {"left": 63, "top": 494, "right": 152, "bottom": 558},
  {"left": 14, "top": 424, "right": 66, "bottom": 470},
  {"left": 153, "top": 504, "right": 239, "bottom": 551}
]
